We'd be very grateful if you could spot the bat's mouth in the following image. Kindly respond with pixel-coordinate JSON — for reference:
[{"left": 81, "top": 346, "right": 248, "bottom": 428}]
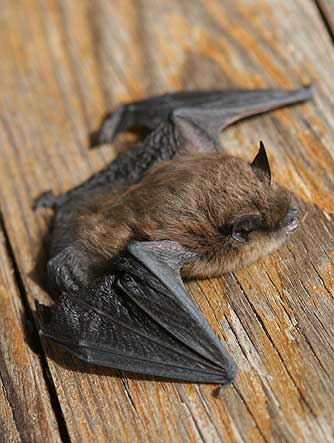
[{"left": 285, "top": 207, "right": 299, "bottom": 233}]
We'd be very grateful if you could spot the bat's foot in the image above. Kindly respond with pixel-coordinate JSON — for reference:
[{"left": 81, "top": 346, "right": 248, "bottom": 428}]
[
  {"left": 47, "top": 246, "right": 93, "bottom": 293},
  {"left": 33, "top": 190, "right": 59, "bottom": 210},
  {"left": 213, "top": 384, "right": 229, "bottom": 398}
]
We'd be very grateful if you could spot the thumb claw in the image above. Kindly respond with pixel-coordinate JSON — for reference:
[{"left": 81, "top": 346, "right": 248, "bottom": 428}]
[{"left": 33, "top": 190, "right": 58, "bottom": 210}]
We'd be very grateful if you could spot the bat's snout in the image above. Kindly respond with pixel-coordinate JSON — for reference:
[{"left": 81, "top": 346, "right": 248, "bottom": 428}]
[{"left": 285, "top": 207, "right": 299, "bottom": 233}]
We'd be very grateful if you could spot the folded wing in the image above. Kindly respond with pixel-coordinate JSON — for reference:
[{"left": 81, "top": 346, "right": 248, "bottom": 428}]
[{"left": 37, "top": 241, "right": 236, "bottom": 387}]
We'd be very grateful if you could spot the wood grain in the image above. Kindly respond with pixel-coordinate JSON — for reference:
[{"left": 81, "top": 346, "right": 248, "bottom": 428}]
[
  {"left": 0, "top": 0, "right": 333, "bottom": 442},
  {"left": 0, "top": 378, "right": 20, "bottom": 443},
  {"left": 316, "top": 0, "right": 334, "bottom": 37},
  {"left": 0, "top": 225, "right": 61, "bottom": 442}
]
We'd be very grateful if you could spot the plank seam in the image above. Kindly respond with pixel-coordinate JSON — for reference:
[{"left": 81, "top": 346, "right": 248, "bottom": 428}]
[
  {"left": 314, "top": 0, "right": 334, "bottom": 44},
  {"left": 0, "top": 213, "right": 71, "bottom": 443}
]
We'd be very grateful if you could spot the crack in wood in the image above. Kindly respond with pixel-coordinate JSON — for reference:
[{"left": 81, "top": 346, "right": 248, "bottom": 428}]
[
  {"left": 0, "top": 368, "right": 21, "bottom": 441},
  {"left": 232, "top": 273, "right": 332, "bottom": 443},
  {"left": 314, "top": 0, "right": 334, "bottom": 44},
  {"left": 0, "top": 214, "right": 71, "bottom": 443}
]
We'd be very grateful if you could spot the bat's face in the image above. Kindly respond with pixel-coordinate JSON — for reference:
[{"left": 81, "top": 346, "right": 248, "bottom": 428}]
[
  {"left": 182, "top": 193, "right": 299, "bottom": 279},
  {"left": 213, "top": 149, "right": 298, "bottom": 276},
  {"left": 210, "top": 185, "right": 299, "bottom": 276}
]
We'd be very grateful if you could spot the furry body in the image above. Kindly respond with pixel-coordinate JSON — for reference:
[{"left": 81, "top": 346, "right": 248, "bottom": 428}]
[{"left": 52, "top": 152, "right": 296, "bottom": 286}]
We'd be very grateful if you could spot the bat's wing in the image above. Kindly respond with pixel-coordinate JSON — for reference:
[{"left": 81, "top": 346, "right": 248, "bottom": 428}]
[
  {"left": 35, "top": 86, "right": 312, "bottom": 209},
  {"left": 96, "top": 86, "right": 313, "bottom": 148},
  {"left": 96, "top": 90, "right": 234, "bottom": 144},
  {"left": 36, "top": 241, "right": 236, "bottom": 389}
]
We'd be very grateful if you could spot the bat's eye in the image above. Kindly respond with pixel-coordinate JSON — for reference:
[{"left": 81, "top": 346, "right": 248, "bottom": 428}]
[
  {"left": 231, "top": 214, "right": 263, "bottom": 243},
  {"left": 232, "top": 227, "right": 249, "bottom": 243}
]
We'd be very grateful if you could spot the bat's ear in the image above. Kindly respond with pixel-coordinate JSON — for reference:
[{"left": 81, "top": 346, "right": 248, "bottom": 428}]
[{"left": 251, "top": 141, "right": 271, "bottom": 185}]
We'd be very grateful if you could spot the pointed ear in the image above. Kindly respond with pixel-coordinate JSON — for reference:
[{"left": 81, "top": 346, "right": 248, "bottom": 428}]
[{"left": 251, "top": 141, "right": 271, "bottom": 185}]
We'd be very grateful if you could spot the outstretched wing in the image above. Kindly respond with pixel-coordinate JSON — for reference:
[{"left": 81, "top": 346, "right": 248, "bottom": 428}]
[
  {"left": 96, "top": 86, "right": 313, "bottom": 149},
  {"left": 35, "top": 86, "right": 312, "bottom": 209},
  {"left": 36, "top": 241, "right": 236, "bottom": 388},
  {"left": 172, "top": 86, "right": 313, "bottom": 152}
]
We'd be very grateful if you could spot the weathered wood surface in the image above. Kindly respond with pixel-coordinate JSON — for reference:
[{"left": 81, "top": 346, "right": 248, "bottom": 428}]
[
  {"left": 0, "top": 226, "right": 61, "bottom": 443},
  {"left": 0, "top": 0, "right": 333, "bottom": 442},
  {"left": 316, "top": 0, "right": 334, "bottom": 37}
]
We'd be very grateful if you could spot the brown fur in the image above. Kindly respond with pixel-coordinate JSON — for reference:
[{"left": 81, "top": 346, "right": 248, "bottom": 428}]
[{"left": 76, "top": 152, "right": 295, "bottom": 279}]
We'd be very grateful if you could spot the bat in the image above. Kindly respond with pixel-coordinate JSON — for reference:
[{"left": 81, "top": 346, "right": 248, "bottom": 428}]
[{"left": 35, "top": 86, "right": 312, "bottom": 393}]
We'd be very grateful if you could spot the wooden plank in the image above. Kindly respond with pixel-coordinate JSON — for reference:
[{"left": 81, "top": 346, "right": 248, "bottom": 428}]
[
  {"left": 0, "top": 0, "right": 333, "bottom": 442},
  {"left": 0, "top": 225, "right": 61, "bottom": 442},
  {"left": 0, "top": 379, "right": 21, "bottom": 443},
  {"left": 316, "top": 0, "right": 334, "bottom": 37}
]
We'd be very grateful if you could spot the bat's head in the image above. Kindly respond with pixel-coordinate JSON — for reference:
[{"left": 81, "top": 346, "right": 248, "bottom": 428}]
[
  {"left": 177, "top": 142, "right": 299, "bottom": 278},
  {"left": 124, "top": 142, "right": 299, "bottom": 279}
]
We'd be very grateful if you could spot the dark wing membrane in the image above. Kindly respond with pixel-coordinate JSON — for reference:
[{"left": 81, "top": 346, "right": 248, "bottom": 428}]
[
  {"left": 96, "top": 90, "right": 238, "bottom": 144},
  {"left": 97, "top": 86, "right": 312, "bottom": 146},
  {"left": 172, "top": 86, "right": 313, "bottom": 149},
  {"left": 37, "top": 241, "right": 236, "bottom": 385}
]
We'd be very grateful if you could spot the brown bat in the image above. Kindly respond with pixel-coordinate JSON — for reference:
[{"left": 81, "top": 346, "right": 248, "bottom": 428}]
[{"left": 35, "top": 87, "right": 311, "bottom": 393}]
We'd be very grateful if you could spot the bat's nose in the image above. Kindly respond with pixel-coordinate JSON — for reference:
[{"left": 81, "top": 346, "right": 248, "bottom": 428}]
[{"left": 286, "top": 207, "right": 299, "bottom": 233}]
